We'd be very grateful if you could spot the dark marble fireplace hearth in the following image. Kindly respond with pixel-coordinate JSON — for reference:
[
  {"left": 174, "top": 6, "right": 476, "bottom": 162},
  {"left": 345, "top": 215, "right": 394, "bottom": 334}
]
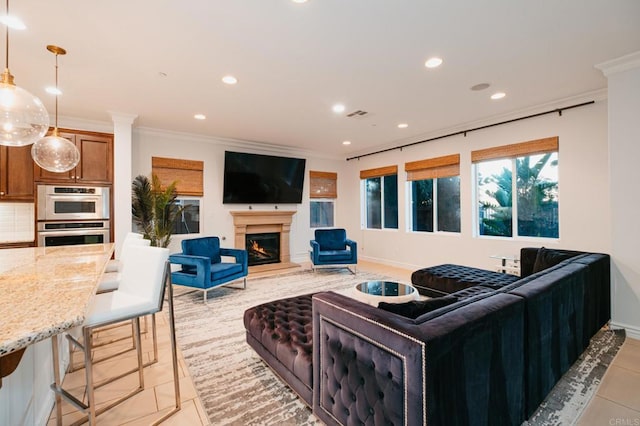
[{"left": 246, "top": 232, "right": 281, "bottom": 266}]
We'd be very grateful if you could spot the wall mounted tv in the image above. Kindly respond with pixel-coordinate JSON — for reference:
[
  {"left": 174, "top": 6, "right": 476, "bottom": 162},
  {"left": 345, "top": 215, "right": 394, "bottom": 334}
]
[{"left": 222, "top": 151, "right": 306, "bottom": 204}]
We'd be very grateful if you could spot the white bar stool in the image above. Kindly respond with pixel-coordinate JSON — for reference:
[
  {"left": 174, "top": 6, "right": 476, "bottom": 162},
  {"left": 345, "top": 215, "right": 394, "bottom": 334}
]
[{"left": 51, "top": 245, "right": 181, "bottom": 425}]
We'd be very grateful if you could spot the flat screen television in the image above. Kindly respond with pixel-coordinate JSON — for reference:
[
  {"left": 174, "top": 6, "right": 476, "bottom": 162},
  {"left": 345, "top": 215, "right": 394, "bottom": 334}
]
[{"left": 223, "top": 151, "right": 306, "bottom": 204}]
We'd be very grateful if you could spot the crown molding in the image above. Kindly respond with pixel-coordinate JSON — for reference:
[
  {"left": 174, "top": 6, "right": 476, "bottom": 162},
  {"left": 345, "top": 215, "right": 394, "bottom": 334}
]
[{"left": 596, "top": 50, "right": 640, "bottom": 76}]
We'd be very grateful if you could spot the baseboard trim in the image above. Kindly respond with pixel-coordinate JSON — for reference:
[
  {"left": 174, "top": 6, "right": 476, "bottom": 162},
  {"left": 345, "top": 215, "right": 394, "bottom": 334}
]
[
  {"left": 359, "top": 255, "right": 420, "bottom": 272},
  {"left": 610, "top": 321, "right": 640, "bottom": 341}
]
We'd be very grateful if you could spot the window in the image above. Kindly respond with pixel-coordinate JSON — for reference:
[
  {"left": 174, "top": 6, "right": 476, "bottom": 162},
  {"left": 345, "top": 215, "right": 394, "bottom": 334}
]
[
  {"left": 132, "top": 198, "right": 200, "bottom": 235},
  {"left": 473, "top": 137, "right": 559, "bottom": 239},
  {"left": 360, "top": 166, "right": 398, "bottom": 229},
  {"left": 172, "top": 199, "right": 200, "bottom": 234},
  {"left": 310, "top": 201, "right": 334, "bottom": 228},
  {"left": 406, "top": 154, "right": 460, "bottom": 233},
  {"left": 309, "top": 171, "right": 337, "bottom": 228}
]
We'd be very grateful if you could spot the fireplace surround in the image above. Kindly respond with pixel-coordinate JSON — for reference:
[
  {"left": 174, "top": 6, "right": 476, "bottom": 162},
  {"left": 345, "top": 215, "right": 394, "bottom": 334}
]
[{"left": 230, "top": 211, "right": 298, "bottom": 272}]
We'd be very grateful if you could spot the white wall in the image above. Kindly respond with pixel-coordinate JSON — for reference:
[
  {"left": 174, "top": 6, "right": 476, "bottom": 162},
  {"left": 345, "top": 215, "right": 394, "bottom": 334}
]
[
  {"left": 132, "top": 129, "right": 346, "bottom": 260},
  {"left": 598, "top": 51, "right": 640, "bottom": 339},
  {"left": 337, "top": 97, "right": 611, "bottom": 273},
  {"left": 131, "top": 95, "right": 611, "bottom": 278}
]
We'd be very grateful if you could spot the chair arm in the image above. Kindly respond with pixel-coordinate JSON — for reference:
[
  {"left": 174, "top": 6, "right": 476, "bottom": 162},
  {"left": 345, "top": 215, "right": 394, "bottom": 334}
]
[
  {"left": 220, "top": 248, "right": 248, "bottom": 270},
  {"left": 310, "top": 240, "right": 321, "bottom": 259},
  {"left": 168, "top": 253, "right": 211, "bottom": 282},
  {"left": 345, "top": 239, "right": 357, "bottom": 251}
]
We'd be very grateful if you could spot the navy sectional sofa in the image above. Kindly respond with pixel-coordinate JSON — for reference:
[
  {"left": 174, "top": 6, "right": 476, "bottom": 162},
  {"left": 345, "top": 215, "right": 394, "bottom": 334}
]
[{"left": 244, "top": 247, "right": 610, "bottom": 425}]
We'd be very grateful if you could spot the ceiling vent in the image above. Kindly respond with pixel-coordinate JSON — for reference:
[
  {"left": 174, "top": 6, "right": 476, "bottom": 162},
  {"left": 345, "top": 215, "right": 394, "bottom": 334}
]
[{"left": 346, "top": 110, "right": 369, "bottom": 118}]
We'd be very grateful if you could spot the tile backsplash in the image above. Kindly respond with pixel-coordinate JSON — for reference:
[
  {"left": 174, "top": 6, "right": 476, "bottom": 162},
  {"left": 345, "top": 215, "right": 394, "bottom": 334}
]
[{"left": 0, "top": 203, "right": 35, "bottom": 243}]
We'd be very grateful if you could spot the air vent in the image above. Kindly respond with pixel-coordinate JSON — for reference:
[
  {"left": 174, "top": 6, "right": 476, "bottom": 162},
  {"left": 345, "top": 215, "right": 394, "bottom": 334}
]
[{"left": 346, "top": 110, "right": 369, "bottom": 118}]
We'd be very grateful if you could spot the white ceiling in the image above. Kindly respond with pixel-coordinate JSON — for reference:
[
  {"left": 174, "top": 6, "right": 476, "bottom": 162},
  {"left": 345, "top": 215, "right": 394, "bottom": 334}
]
[{"left": 7, "top": 0, "right": 640, "bottom": 158}]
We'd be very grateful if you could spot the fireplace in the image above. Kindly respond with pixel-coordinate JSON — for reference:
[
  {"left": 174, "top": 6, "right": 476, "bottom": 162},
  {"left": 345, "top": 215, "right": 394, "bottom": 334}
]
[
  {"left": 246, "top": 233, "right": 281, "bottom": 266},
  {"left": 230, "top": 210, "right": 298, "bottom": 272}
]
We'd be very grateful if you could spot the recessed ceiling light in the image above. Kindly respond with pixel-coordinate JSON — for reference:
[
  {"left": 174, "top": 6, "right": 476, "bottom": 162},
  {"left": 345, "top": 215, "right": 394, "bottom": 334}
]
[
  {"left": 0, "top": 15, "right": 26, "bottom": 30},
  {"left": 342, "top": 141, "right": 351, "bottom": 145},
  {"left": 194, "top": 114, "right": 206, "bottom": 120},
  {"left": 424, "top": 57, "right": 443, "bottom": 68},
  {"left": 292, "top": 0, "right": 308, "bottom": 3},
  {"left": 332, "top": 103, "right": 346, "bottom": 114},
  {"left": 398, "top": 123, "right": 409, "bottom": 129},
  {"left": 46, "top": 87, "right": 62, "bottom": 95},
  {"left": 471, "top": 83, "right": 491, "bottom": 91},
  {"left": 491, "top": 92, "right": 506, "bottom": 100},
  {"left": 222, "top": 75, "right": 238, "bottom": 85}
]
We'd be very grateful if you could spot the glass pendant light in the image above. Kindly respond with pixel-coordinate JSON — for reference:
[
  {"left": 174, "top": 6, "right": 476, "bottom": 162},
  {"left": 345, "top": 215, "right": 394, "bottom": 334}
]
[
  {"left": 31, "top": 45, "right": 79, "bottom": 172},
  {"left": 0, "top": 0, "right": 49, "bottom": 146}
]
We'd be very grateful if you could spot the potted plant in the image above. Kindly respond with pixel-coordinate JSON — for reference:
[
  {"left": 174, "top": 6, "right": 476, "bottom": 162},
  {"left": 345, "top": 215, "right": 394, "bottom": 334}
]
[{"left": 131, "top": 174, "right": 184, "bottom": 248}]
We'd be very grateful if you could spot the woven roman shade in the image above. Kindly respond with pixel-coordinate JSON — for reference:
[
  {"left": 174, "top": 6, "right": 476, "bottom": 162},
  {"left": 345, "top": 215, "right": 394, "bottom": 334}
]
[
  {"left": 405, "top": 154, "right": 460, "bottom": 181},
  {"left": 309, "top": 171, "right": 337, "bottom": 199},
  {"left": 359, "top": 165, "right": 398, "bottom": 180},
  {"left": 471, "top": 136, "right": 559, "bottom": 163},
  {"left": 152, "top": 156, "right": 204, "bottom": 196}
]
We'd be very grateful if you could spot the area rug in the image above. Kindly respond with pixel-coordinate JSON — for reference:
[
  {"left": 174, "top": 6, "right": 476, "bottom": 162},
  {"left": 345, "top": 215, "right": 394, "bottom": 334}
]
[
  {"left": 525, "top": 327, "right": 625, "bottom": 425},
  {"left": 170, "top": 267, "right": 376, "bottom": 425},
  {"left": 168, "top": 269, "right": 625, "bottom": 426}
]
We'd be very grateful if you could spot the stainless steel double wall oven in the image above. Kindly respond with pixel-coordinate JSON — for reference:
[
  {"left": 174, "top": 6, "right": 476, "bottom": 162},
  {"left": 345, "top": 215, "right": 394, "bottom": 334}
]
[{"left": 37, "top": 185, "right": 110, "bottom": 247}]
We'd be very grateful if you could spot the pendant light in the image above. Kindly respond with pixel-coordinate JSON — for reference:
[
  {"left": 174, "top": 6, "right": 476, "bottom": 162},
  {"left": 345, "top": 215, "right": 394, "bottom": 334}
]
[
  {"left": 31, "top": 45, "right": 79, "bottom": 172},
  {"left": 0, "top": 0, "right": 49, "bottom": 146}
]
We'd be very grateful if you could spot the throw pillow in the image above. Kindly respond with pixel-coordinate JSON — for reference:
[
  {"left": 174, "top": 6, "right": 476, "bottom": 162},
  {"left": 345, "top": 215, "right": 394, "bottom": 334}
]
[
  {"left": 378, "top": 295, "right": 458, "bottom": 319},
  {"left": 532, "top": 247, "right": 576, "bottom": 273}
]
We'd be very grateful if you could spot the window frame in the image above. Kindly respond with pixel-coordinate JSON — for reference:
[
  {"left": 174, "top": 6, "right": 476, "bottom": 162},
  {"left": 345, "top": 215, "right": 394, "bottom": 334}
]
[
  {"left": 310, "top": 199, "right": 335, "bottom": 229},
  {"left": 360, "top": 165, "right": 398, "bottom": 231},
  {"left": 407, "top": 175, "right": 461, "bottom": 234},
  {"left": 405, "top": 153, "right": 461, "bottom": 235},
  {"left": 472, "top": 137, "right": 559, "bottom": 240}
]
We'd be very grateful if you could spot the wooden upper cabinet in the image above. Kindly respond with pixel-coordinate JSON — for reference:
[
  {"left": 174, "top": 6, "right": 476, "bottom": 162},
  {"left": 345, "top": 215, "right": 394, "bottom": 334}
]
[
  {"left": 0, "top": 145, "right": 35, "bottom": 201},
  {"left": 75, "top": 133, "right": 113, "bottom": 183},
  {"left": 34, "top": 129, "right": 114, "bottom": 185}
]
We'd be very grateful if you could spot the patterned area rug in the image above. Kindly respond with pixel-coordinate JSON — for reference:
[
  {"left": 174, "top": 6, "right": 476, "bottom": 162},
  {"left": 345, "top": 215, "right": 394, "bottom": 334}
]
[
  {"left": 168, "top": 268, "right": 624, "bottom": 426},
  {"left": 170, "top": 268, "right": 375, "bottom": 425},
  {"left": 525, "top": 327, "right": 625, "bottom": 425}
]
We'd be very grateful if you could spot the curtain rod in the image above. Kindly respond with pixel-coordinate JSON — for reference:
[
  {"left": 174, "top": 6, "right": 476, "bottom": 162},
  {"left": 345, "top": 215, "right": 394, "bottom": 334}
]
[{"left": 346, "top": 100, "right": 595, "bottom": 161}]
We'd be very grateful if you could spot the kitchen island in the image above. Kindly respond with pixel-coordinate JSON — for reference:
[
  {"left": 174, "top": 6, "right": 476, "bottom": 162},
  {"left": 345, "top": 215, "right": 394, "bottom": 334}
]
[{"left": 0, "top": 243, "right": 114, "bottom": 424}]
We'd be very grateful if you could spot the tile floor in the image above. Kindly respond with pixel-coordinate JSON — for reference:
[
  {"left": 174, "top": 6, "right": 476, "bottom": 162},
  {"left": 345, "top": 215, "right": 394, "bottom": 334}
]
[{"left": 48, "top": 260, "right": 639, "bottom": 425}]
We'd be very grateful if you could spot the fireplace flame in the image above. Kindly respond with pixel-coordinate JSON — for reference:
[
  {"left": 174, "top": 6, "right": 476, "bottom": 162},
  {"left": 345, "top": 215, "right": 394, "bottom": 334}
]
[{"left": 249, "top": 240, "right": 269, "bottom": 257}]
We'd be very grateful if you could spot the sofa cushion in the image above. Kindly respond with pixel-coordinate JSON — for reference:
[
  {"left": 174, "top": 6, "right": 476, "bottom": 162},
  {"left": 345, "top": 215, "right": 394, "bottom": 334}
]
[
  {"left": 451, "top": 285, "right": 496, "bottom": 300},
  {"left": 532, "top": 247, "right": 579, "bottom": 273},
  {"left": 317, "top": 249, "right": 353, "bottom": 262},
  {"left": 378, "top": 295, "right": 458, "bottom": 319},
  {"left": 210, "top": 262, "right": 243, "bottom": 280}
]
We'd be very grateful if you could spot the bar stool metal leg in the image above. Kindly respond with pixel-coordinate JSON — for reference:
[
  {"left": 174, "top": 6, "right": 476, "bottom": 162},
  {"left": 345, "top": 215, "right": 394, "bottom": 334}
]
[
  {"left": 83, "top": 326, "right": 97, "bottom": 425},
  {"left": 151, "top": 261, "right": 181, "bottom": 425},
  {"left": 51, "top": 336, "right": 63, "bottom": 426}
]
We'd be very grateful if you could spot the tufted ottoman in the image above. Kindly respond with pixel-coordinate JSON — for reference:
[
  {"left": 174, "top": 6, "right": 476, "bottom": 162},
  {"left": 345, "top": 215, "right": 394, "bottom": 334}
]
[
  {"left": 411, "top": 263, "right": 520, "bottom": 297},
  {"left": 243, "top": 293, "right": 315, "bottom": 406}
]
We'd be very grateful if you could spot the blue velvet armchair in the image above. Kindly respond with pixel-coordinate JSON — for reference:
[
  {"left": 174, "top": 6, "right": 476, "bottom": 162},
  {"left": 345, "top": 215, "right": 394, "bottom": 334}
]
[
  {"left": 309, "top": 228, "right": 357, "bottom": 273},
  {"left": 169, "top": 236, "right": 248, "bottom": 302}
]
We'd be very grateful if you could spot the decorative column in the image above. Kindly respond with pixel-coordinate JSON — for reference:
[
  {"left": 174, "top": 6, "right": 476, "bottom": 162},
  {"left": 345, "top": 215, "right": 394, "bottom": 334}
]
[
  {"left": 110, "top": 112, "right": 138, "bottom": 258},
  {"left": 596, "top": 51, "right": 640, "bottom": 339}
]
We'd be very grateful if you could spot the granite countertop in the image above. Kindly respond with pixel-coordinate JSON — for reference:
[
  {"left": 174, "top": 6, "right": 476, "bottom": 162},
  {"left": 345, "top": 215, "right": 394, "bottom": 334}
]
[{"left": 0, "top": 243, "right": 114, "bottom": 357}]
